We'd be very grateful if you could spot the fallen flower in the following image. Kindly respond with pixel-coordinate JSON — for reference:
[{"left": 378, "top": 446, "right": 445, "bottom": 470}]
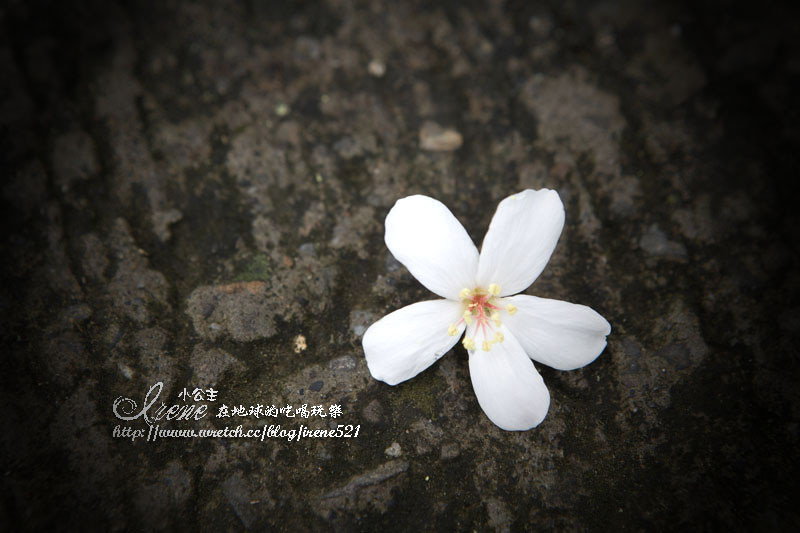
[{"left": 362, "top": 189, "right": 611, "bottom": 431}]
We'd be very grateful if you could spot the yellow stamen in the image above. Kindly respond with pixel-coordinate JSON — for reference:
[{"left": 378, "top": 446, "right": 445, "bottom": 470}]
[
  {"left": 447, "top": 324, "right": 458, "bottom": 336},
  {"left": 482, "top": 340, "right": 492, "bottom": 352},
  {"left": 462, "top": 309, "right": 473, "bottom": 325},
  {"left": 494, "top": 331, "right": 504, "bottom": 343},
  {"left": 506, "top": 303, "right": 517, "bottom": 315},
  {"left": 491, "top": 311, "right": 501, "bottom": 326},
  {"left": 459, "top": 288, "right": 472, "bottom": 300},
  {"left": 488, "top": 283, "right": 501, "bottom": 296},
  {"left": 462, "top": 337, "right": 475, "bottom": 350}
]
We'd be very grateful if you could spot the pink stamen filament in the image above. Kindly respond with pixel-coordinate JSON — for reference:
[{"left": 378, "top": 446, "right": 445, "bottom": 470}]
[
  {"left": 456, "top": 287, "right": 505, "bottom": 351},
  {"left": 469, "top": 294, "right": 496, "bottom": 340}
]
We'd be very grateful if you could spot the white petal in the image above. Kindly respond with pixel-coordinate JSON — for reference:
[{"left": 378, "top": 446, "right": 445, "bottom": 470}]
[
  {"left": 363, "top": 299, "right": 465, "bottom": 385},
  {"left": 503, "top": 295, "right": 611, "bottom": 370},
  {"left": 476, "top": 189, "right": 565, "bottom": 296},
  {"left": 467, "top": 324, "right": 550, "bottom": 430},
  {"left": 385, "top": 195, "right": 479, "bottom": 300}
]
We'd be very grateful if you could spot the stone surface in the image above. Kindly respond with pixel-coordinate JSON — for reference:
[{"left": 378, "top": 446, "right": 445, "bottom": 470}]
[{"left": 1, "top": 0, "right": 799, "bottom": 530}]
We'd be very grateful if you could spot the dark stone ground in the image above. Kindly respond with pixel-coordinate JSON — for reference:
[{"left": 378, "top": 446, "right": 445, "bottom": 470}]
[{"left": 2, "top": 0, "right": 799, "bottom": 530}]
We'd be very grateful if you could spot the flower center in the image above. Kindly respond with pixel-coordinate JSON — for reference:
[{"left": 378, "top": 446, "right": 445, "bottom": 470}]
[{"left": 448, "top": 284, "right": 517, "bottom": 351}]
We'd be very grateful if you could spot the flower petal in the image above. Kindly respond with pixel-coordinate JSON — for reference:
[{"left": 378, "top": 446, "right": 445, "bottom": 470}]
[
  {"left": 503, "top": 295, "right": 611, "bottom": 370},
  {"left": 363, "top": 299, "right": 465, "bottom": 385},
  {"left": 467, "top": 324, "right": 550, "bottom": 430},
  {"left": 385, "top": 195, "right": 479, "bottom": 300},
  {"left": 476, "top": 189, "right": 565, "bottom": 296}
]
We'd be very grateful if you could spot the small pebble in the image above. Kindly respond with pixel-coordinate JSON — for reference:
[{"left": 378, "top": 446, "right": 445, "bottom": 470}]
[
  {"left": 118, "top": 363, "right": 134, "bottom": 380},
  {"left": 368, "top": 59, "right": 386, "bottom": 77},
  {"left": 384, "top": 442, "right": 402, "bottom": 457},
  {"left": 294, "top": 334, "right": 307, "bottom": 353},
  {"left": 419, "top": 121, "right": 463, "bottom": 151}
]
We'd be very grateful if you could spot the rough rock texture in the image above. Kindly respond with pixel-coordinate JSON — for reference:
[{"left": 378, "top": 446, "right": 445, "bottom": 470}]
[{"left": 2, "top": 0, "right": 799, "bottom": 530}]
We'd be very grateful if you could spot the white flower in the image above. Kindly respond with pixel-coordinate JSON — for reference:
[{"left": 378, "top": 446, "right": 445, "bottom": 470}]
[{"left": 362, "top": 189, "right": 611, "bottom": 431}]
